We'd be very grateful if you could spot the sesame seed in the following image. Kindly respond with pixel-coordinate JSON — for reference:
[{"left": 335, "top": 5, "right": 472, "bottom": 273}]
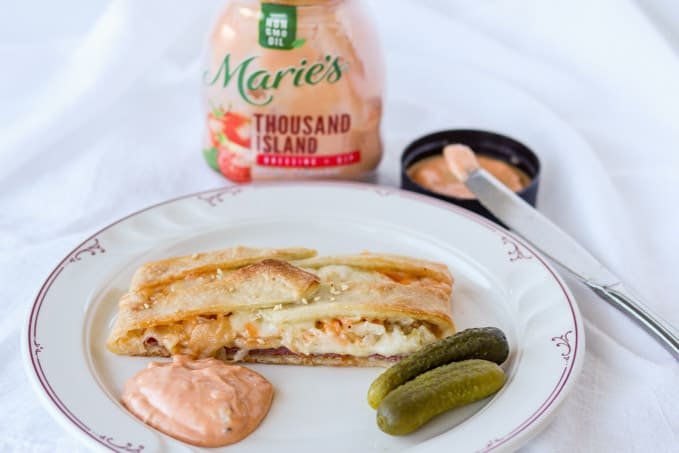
[
  {"left": 273, "top": 304, "right": 282, "bottom": 311},
  {"left": 330, "top": 297, "right": 336, "bottom": 302},
  {"left": 191, "top": 253, "right": 198, "bottom": 259},
  {"left": 301, "top": 298, "right": 309, "bottom": 304},
  {"left": 143, "top": 303, "right": 150, "bottom": 309},
  {"left": 340, "top": 283, "right": 349, "bottom": 291},
  {"left": 217, "top": 268, "right": 223, "bottom": 276},
  {"left": 314, "top": 296, "right": 321, "bottom": 301}
]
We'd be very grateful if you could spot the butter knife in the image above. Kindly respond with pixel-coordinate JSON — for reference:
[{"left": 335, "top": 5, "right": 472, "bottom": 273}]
[{"left": 465, "top": 168, "right": 679, "bottom": 361}]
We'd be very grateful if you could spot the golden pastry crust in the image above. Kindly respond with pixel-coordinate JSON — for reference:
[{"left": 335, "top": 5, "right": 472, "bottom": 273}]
[
  {"left": 108, "top": 258, "right": 320, "bottom": 349},
  {"left": 107, "top": 246, "right": 455, "bottom": 366},
  {"left": 292, "top": 252, "right": 453, "bottom": 286},
  {"left": 130, "top": 246, "right": 317, "bottom": 291}
]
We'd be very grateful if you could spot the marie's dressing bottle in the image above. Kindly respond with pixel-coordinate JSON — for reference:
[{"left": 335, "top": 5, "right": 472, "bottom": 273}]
[{"left": 202, "top": 0, "right": 384, "bottom": 182}]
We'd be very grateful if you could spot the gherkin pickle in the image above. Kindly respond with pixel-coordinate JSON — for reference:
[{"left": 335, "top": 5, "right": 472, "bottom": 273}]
[
  {"left": 368, "top": 327, "right": 509, "bottom": 409},
  {"left": 376, "top": 359, "right": 505, "bottom": 435}
]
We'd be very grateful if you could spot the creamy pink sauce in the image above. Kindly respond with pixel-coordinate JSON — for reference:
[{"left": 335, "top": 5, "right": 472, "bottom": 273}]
[
  {"left": 122, "top": 355, "right": 274, "bottom": 447},
  {"left": 408, "top": 154, "right": 531, "bottom": 199}
]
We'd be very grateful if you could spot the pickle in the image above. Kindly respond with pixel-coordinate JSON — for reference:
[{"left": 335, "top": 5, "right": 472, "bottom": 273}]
[
  {"left": 376, "top": 359, "right": 505, "bottom": 435},
  {"left": 367, "top": 327, "right": 509, "bottom": 408}
]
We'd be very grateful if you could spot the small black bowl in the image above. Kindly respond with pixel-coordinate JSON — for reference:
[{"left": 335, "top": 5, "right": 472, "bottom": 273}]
[{"left": 401, "top": 129, "right": 541, "bottom": 226}]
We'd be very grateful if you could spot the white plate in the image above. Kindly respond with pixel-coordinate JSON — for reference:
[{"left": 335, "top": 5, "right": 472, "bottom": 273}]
[{"left": 24, "top": 182, "right": 584, "bottom": 453}]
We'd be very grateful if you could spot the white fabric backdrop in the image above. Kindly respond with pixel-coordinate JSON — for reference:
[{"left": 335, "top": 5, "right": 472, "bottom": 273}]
[{"left": 1, "top": 1, "right": 678, "bottom": 451}]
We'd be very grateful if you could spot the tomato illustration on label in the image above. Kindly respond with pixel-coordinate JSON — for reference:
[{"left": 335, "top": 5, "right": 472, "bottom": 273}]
[
  {"left": 217, "top": 148, "right": 251, "bottom": 183},
  {"left": 208, "top": 110, "right": 251, "bottom": 148},
  {"left": 205, "top": 106, "right": 252, "bottom": 182}
]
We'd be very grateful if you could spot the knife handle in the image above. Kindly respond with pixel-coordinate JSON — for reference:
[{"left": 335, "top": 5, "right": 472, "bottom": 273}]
[{"left": 587, "top": 283, "right": 679, "bottom": 361}]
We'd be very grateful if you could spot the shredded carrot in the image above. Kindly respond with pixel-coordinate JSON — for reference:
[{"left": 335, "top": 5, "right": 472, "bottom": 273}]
[
  {"left": 326, "top": 319, "right": 343, "bottom": 336},
  {"left": 244, "top": 322, "right": 258, "bottom": 337}
]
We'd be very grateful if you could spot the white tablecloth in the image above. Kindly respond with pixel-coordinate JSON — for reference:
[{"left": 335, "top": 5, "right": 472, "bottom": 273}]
[{"left": 1, "top": 1, "right": 678, "bottom": 452}]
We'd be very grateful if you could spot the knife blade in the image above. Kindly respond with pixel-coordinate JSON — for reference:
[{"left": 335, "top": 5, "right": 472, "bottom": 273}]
[{"left": 465, "top": 168, "right": 679, "bottom": 360}]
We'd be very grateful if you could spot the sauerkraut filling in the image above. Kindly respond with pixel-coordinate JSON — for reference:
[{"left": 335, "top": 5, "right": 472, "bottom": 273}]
[{"left": 125, "top": 313, "right": 441, "bottom": 359}]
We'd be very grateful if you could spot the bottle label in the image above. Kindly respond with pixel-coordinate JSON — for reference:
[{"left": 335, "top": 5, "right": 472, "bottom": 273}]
[
  {"left": 202, "top": 2, "right": 383, "bottom": 182},
  {"left": 259, "top": 3, "right": 304, "bottom": 50}
]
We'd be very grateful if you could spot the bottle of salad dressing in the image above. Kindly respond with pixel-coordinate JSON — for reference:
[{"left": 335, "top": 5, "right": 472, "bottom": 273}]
[{"left": 202, "top": 0, "right": 384, "bottom": 182}]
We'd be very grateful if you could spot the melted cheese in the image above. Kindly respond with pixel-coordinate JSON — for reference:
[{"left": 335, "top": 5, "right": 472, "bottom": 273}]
[{"left": 136, "top": 313, "right": 438, "bottom": 358}]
